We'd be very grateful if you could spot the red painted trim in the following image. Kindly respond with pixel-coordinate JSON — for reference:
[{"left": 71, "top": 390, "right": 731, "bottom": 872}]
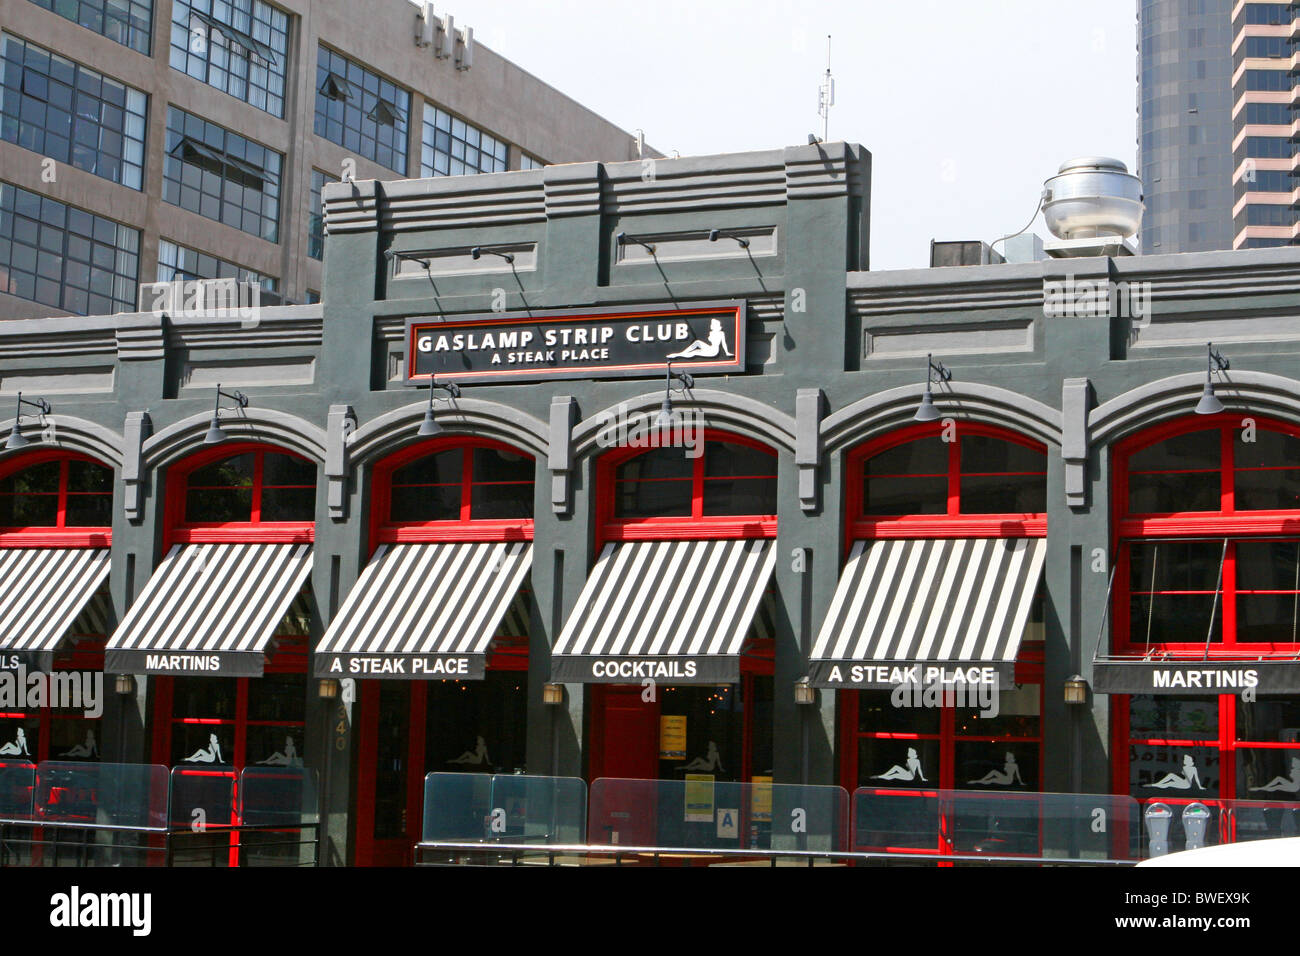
[
  {"left": 0, "top": 451, "right": 113, "bottom": 543},
  {"left": 843, "top": 421, "right": 1047, "bottom": 552},
  {"left": 369, "top": 436, "right": 536, "bottom": 552},
  {"left": 164, "top": 442, "right": 316, "bottom": 547},
  {"left": 1112, "top": 414, "right": 1300, "bottom": 657},
  {"left": 597, "top": 429, "right": 778, "bottom": 540}
]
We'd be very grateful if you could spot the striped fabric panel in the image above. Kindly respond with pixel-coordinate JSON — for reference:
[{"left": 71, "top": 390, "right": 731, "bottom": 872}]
[
  {"left": 553, "top": 538, "right": 776, "bottom": 658},
  {"left": 810, "top": 538, "right": 1046, "bottom": 665},
  {"left": 316, "top": 541, "right": 532, "bottom": 657},
  {"left": 0, "top": 548, "right": 111, "bottom": 652},
  {"left": 106, "top": 543, "right": 313, "bottom": 655},
  {"left": 68, "top": 584, "right": 115, "bottom": 636}
]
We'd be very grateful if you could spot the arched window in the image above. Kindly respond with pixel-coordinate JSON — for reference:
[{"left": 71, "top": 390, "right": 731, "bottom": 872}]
[
  {"left": 350, "top": 437, "right": 536, "bottom": 863},
  {"left": 598, "top": 431, "right": 778, "bottom": 539},
  {"left": 1113, "top": 415, "right": 1300, "bottom": 652},
  {"left": 0, "top": 452, "right": 113, "bottom": 540},
  {"left": 848, "top": 421, "right": 1047, "bottom": 537},
  {"left": 166, "top": 443, "right": 316, "bottom": 542},
  {"left": 1113, "top": 414, "right": 1300, "bottom": 804},
  {"left": 582, "top": 430, "right": 777, "bottom": 786},
  {"left": 839, "top": 422, "right": 1047, "bottom": 799},
  {"left": 370, "top": 437, "right": 535, "bottom": 541}
]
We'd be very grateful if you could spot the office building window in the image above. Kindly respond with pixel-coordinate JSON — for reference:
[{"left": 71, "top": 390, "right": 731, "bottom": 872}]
[
  {"left": 1244, "top": 36, "right": 1290, "bottom": 59},
  {"left": 420, "top": 105, "right": 507, "bottom": 178},
  {"left": 308, "top": 169, "right": 336, "bottom": 260},
  {"left": 1243, "top": 102, "right": 1292, "bottom": 126},
  {"left": 156, "top": 239, "right": 276, "bottom": 291},
  {"left": 26, "top": 0, "right": 153, "bottom": 55},
  {"left": 519, "top": 153, "right": 542, "bottom": 170},
  {"left": 162, "top": 105, "right": 282, "bottom": 241},
  {"left": 1244, "top": 70, "right": 1292, "bottom": 91},
  {"left": 1244, "top": 137, "right": 1294, "bottom": 159},
  {"left": 1243, "top": 3, "right": 1292, "bottom": 25},
  {"left": 169, "top": 0, "right": 289, "bottom": 117},
  {"left": 314, "top": 46, "right": 408, "bottom": 175},
  {"left": 1245, "top": 204, "right": 1293, "bottom": 226},
  {"left": 1242, "top": 169, "right": 1293, "bottom": 194},
  {"left": 0, "top": 181, "right": 139, "bottom": 314},
  {"left": 1242, "top": 237, "right": 1292, "bottom": 248},
  {"left": 1, "top": 34, "right": 147, "bottom": 190}
]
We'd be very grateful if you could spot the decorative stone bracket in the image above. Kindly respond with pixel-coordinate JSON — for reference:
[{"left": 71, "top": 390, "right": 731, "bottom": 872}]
[
  {"left": 122, "top": 410, "right": 152, "bottom": 522},
  {"left": 795, "top": 388, "right": 825, "bottom": 512},
  {"left": 326, "top": 404, "right": 357, "bottom": 521},
  {"left": 549, "top": 396, "right": 577, "bottom": 515},
  {"left": 1062, "top": 378, "right": 1093, "bottom": 510}
]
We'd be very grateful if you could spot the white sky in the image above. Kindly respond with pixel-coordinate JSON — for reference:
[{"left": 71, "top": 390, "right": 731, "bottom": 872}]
[{"left": 462, "top": 0, "right": 1137, "bottom": 272}]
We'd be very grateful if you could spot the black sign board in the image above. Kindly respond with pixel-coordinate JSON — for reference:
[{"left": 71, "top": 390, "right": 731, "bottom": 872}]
[
  {"left": 1092, "top": 661, "right": 1300, "bottom": 695},
  {"left": 315, "top": 652, "right": 485, "bottom": 680},
  {"left": 106, "top": 649, "right": 265, "bottom": 678},
  {"left": 405, "top": 300, "right": 746, "bottom": 384},
  {"left": 807, "top": 660, "right": 1012, "bottom": 690},
  {"left": 550, "top": 655, "right": 738, "bottom": 685}
]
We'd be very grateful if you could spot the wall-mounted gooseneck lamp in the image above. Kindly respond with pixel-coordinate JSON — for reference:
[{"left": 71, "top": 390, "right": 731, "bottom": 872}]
[
  {"left": 417, "top": 378, "right": 462, "bottom": 437},
  {"left": 384, "top": 248, "right": 431, "bottom": 269},
  {"left": 913, "top": 353, "right": 952, "bottom": 423},
  {"left": 708, "top": 228, "right": 750, "bottom": 249},
  {"left": 203, "top": 384, "right": 249, "bottom": 444},
  {"left": 616, "top": 232, "right": 656, "bottom": 255},
  {"left": 4, "top": 392, "right": 51, "bottom": 450},
  {"left": 657, "top": 360, "right": 694, "bottom": 427},
  {"left": 470, "top": 246, "right": 514, "bottom": 264},
  {"left": 1194, "top": 342, "right": 1231, "bottom": 416}
]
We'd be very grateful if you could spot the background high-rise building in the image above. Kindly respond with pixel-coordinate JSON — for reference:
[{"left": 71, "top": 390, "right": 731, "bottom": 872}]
[
  {"left": 1137, "top": 0, "right": 1236, "bottom": 254},
  {"left": 1137, "top": 0, "right": 1298, "bottom": 254},
  {"left": 1230, "top": 0, "right": 1297, "bottom": 248},
  {"left": 0, "top": 0, "right": 651, "bottom": 318}
]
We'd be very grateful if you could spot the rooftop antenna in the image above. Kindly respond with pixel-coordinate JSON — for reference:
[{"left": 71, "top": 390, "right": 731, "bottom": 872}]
[{"left": 817, "top": 35, "right": 834, "bottom": 143}]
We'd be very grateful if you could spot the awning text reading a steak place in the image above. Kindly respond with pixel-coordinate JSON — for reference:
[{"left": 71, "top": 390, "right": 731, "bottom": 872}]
[
  {"left": 551, "top": 538, "right": 776, "bottom": 684},
  {"left": 0, "top": 547, "right": 111, "bottom": 671},
  {"left": 105, "top": 543, "right": 312, "bottom": 677},
  {"left": 314, "top": 540, "right": 532, "bottom": 679},
  {"left": 808, "top": 537, "right": 1046, "bottom": 689}
]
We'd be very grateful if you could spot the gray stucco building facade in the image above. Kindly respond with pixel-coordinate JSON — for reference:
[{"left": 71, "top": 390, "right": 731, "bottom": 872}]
[{"left": 3, "top": 143, "right": 1300, "bottom": 864}]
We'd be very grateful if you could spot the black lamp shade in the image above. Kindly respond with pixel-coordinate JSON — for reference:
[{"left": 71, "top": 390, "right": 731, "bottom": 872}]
[
  {"left": 4, "top": 421, "right": 27, "bottom": 450},
  {"left": 913, "top": 389, "right": 941, "bottom": 423},
  {"left": 1194, "top": 380, "right": 1224, "bottom": 416},
  {"left": 417, "top": 406, "right": 441, "bottom": 437},
  {"left": 203, "top": 415, "right": 226, "bottom": 444}
]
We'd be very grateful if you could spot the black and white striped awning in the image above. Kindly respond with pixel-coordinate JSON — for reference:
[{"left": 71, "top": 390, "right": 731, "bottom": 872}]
[
  {"left": 552, "top": 538, "right": 776, "bottom": 684},
  {"left": 809, "top": 537, "right": 1046, "bottom": 689},
  {"left": 105, "top": 543, "right": 313, "bottom": 677},
  {"left": 0, "top": 548, "right": 111, "bottom": 669},
  {"left": 315, "top": 541, "right": 532, "bottom": 680}
]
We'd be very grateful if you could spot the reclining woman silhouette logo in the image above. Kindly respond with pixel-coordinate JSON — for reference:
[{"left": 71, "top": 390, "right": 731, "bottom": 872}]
[{"left": 873, "top": 747, "right": 926, "bottom": 782}]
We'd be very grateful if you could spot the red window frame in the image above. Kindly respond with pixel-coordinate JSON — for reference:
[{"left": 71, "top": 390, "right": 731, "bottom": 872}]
[
  {"left": 0, "top": 643, "right": 107, "bottom": 764},
  {"left": 847, "top": 421, "right": 1048, "bottom": 539},
  {"left": 1112, "top": 692, "right": 1300, "bottom": 804},
  {"left": 0, "top": 451, "right": 113, "bottom": 548},
  {"left": 1111, "top": 413, "right": 1300, "bottom": 656},
  {"left": 355, "top": 439, "right": 536, "bottom": 863},
  {"left": 164, "top": 442, "right": 316, "bottom": 546},
  {"left": 1111, "top": 414, "right": 1300, "bottom": 805},
  {"left": 596, "top": 429, "right": 778, "bottom": 541},
  {"left": 369, "top": 436, "right": 535, "bottom": 545},
  {"left": 839, "top": 422, "right": 1048, "bottom": 793},
  {"left": 150, "top": 639, "right": 310, "bottom": 769},
  {"left": 587, "top": 431, "right": 777, "bottom": 786}
]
